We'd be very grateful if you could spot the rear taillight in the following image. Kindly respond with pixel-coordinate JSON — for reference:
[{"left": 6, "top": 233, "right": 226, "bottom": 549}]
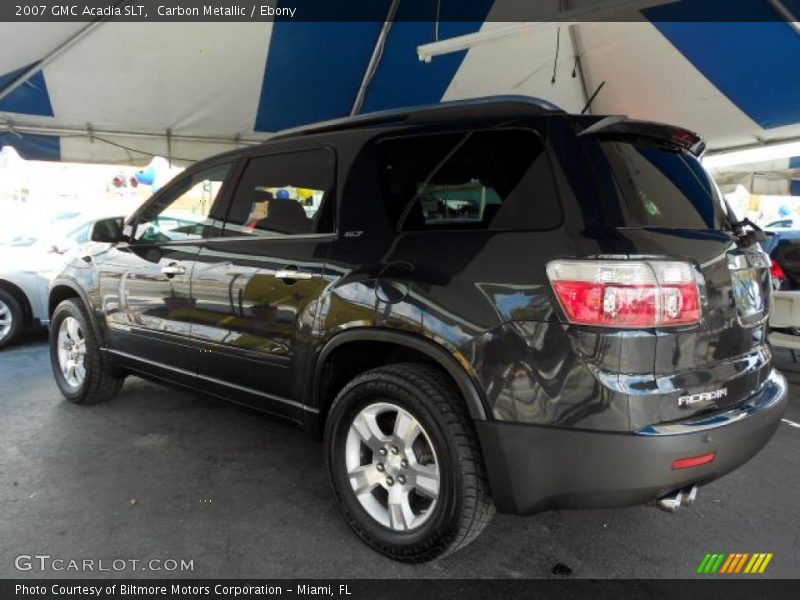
[
  {"left": 770, "top": 258, "right": 785, "bottom": 281},
  {"left": 546, "top": 260, "right": 701, "bottom": 328}
]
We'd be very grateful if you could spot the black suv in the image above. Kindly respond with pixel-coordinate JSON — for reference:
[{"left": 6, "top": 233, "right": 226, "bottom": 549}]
[{"left": 48, "top": 97, "right": 787, "bottom": 562}]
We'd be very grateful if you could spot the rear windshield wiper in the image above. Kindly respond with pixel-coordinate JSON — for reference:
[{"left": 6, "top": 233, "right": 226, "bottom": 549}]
[{"left": 730, "top": 217, "right": 769, "bottom": 246}]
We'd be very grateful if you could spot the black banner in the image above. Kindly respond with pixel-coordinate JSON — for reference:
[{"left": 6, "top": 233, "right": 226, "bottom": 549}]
[
  {"left": 3, "top": 579, "right": 800, "bottom": 600},
  {"left": 1, "top": 0, "right": 799, "bottom": 23}
]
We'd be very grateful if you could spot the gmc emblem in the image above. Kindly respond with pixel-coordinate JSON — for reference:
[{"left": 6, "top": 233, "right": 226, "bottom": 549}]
[{"left": 678, "top": 388, "right": 728, "bottom": 408}]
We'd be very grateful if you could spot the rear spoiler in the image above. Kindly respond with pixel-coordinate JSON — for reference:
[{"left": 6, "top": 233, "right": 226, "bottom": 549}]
[{"left": 577, "top": 116, "right": 706, "bottom": 157}]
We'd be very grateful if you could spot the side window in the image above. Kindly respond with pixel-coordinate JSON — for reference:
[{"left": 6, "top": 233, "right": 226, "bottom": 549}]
[
  {"left": 224, "top": 149, "right": 334, "bottom": 237},
  {"left": 379, "top": 129, "right": 561, "bottom": 231},
  {"left": 134, "top": 162, "right": 233, "bottom": 242}
]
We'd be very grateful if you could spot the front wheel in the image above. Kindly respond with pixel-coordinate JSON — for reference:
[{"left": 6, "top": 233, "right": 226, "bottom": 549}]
[
  {"left": 324, "top": 363, "right": 494, "bottom": 562},
  {"left": 0, "top": 289, "right": 24, "bottom": 349},
  {"left": 49, "top": 299, "right": 123, "bottom": 404}
]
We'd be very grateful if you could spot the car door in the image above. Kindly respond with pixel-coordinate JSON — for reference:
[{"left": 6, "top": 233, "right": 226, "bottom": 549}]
[
  {"left": 187, "top": 148, "right": 336, "bottom": 418},
  {"left": 99, "top": 160, "right": 237, "bottom": 376}
]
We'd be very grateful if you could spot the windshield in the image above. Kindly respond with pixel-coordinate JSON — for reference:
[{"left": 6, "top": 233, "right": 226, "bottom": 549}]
[{"left": 584, "top": 139, "right": 728, "bottom": 230}]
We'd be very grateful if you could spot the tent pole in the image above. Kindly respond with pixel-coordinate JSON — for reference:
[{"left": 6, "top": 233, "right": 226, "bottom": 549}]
[
  {"left": 567, "top": 24, "right": 592, "bottom": 113},
  {"left": 560, "top": 0, "right": 593, "bottom": 114},
  {"left": 0, "top": 2, "right": 130, "bottom": 104},
  {"left": 166, "top": 128, "right": 173, "bottom": 169},
  {"left": 351, "top": 0, "right": 401, "bottom": 116}
]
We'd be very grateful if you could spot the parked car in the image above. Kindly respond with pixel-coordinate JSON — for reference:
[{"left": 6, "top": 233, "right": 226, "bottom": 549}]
[
  {"left": 47, "top": 97, "right": 787, "bottom": 562},
  {"left": 764, "top": 218, "right": 799, "bottom": 230},
  {"left": 761, "top": 228, "right": 800, "bottom": 291},
  {"left": 0, "top": 214, "right": 125, "bottom": 348},
  {"left": 0, "top": 209, "right": 83, "bottom": 247}
]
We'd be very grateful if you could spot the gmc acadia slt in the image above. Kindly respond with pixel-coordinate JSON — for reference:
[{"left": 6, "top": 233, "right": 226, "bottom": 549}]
[{"left": 48, "top": 97, "right": 787, "bottom": 562}]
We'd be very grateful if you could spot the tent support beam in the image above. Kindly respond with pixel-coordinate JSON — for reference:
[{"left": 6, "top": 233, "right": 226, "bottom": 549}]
[
  {"left": 0, "top": 2, "right": 131, "bottom": 104},
  {"left": 416, "top": 0, "right": 667, "bottom": 61},
  {"left": 0, "top": 121, "right": 265, "bottom": 146},
  {"left": 705, "top": 135, "right": 800, "bottom": 157},
  {"left": 768, "top": 0, "right": 800, "bottom": 35}
]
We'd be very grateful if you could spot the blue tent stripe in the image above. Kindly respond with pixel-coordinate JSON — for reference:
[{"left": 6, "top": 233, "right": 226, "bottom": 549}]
[
  {"left": 0, "top": 63, "right": 54, "bottom": 117},
  {"left": 0, "top": 132, "right": 60, "bottom": 161},
  {"left": 254, "top": 1, "right": 491, "bottom": 132},
  {"left": 254, "top": 19, "right": 386, "bottom": 132},
  {"left": 789, "top": 156, "right": 800, "bottom": 170},
  {"left": 644, "top": 0, "right": 800, "bottom": 130}
]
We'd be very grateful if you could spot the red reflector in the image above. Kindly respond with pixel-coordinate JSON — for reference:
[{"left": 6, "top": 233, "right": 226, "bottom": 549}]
[
  {"left": 671, "top": 452, "right": 715, "bottom": 470},
  {"left": 770, "top": 259, "right": 785, "bottom": 280}
]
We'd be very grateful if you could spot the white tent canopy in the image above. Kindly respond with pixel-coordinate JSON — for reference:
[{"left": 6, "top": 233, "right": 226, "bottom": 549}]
[{"left": 2, "top": 0, "right": 799, "bottom": 180}]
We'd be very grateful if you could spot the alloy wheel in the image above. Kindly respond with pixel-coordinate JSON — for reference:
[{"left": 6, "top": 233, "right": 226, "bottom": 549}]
[
  {"left": 57, "top": 316, "right": 87, "bottom": 389},
  {"left": 0, "top": 299, "right": 12, "bottom": 341},
  {"left": 345, "top": 402, "right": 440, "bottom": 531}
]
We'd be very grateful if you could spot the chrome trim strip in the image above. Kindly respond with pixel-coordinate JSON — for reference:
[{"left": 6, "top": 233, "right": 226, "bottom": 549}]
[
  {"left": 635, "top": 369, "right": 786, "bottom": 436},
  {"left": 104, "top": 348, "right": 319, "bottom": 413}
]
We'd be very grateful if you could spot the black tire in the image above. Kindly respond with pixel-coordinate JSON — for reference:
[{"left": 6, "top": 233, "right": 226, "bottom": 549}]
[
  {"left": 49, "top": 299, "right": 123, "bottom": 404},
  {"left": 324, "top": 363, "right": 495, "bottom": 562},
  {"left": 0, "top": 288, "right": 25, "bottom": 349}
]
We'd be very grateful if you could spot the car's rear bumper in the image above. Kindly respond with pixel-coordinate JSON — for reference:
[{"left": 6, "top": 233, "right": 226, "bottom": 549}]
[{"left": 475, "top": 369, "right": 788, "bottom": 515}]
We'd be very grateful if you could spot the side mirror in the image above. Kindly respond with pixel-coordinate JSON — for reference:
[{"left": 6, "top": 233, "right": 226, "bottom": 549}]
[{"left": 91, "top": 217, "right": 125, "bottom": 243}]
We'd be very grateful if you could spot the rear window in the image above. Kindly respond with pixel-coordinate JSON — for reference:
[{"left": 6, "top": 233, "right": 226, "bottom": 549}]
[
  {"left": 378, "top": 129, "right": 562, "bottom": 231},
  {"left": 584, "top": 139, "right": 728, "bottom": 230}
]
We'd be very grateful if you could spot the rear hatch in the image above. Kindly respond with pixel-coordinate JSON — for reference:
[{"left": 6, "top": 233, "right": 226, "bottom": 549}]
[{"left": 574, "top": 117, "right": 773, "bottom": 428}]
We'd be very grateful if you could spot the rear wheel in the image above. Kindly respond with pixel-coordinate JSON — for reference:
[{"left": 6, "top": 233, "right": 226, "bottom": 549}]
[
  {"left": 325, "top": 363, "right": 494, "bottom": 562},
  {"left": 0, "top": 289, "right": 24, "bottom": 349},
  {"left": 49, "top": 299, "right": 123, "bottom": 404}
]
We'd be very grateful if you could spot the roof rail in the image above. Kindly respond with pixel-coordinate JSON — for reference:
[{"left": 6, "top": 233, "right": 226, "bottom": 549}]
[{"left": 268, "top": 95, "right": 563, "bottom": 141}]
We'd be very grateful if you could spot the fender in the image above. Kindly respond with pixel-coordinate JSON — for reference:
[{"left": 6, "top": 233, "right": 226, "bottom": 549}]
[
  {"left": 49, "top": 277, "right": 107, "bottom": 349},
  {"left": 309, "top": 328, "right": 489, "bottom": 421}
]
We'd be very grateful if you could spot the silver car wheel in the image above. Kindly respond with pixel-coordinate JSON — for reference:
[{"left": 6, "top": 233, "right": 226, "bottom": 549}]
[
  {"left": 57, "top": 316, "right": 87, "bottom": 389},
  {"left": 345, "top": 402, "right": 440, "bottom": 532},
  {"left": 0, "top": 298, "right": 12, "bottom": 341}
]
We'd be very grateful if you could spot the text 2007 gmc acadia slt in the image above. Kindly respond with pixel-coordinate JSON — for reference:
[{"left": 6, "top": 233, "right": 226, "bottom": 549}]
[{"left": 48, "top": 97, "right": 787, "bottom": 562}]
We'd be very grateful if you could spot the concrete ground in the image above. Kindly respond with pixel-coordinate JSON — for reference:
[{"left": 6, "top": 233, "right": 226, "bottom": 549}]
[{"left": 1, "top": 333, "right": 798, "bottom": 579}]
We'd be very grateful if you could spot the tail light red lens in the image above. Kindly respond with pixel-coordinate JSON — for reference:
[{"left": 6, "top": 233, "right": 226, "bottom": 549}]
[
  {"left": 770, "top": 258, "right": 785, "bottom": 281},
  {"left": 547, "top": 260, "right": 701, "bottom": 328}
]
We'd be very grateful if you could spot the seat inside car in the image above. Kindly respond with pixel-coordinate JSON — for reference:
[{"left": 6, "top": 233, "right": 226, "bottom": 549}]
[{"left": 254, "top": 197, "right": 311, "bottom": 234}]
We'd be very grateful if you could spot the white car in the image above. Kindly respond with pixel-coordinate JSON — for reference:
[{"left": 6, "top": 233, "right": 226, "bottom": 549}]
[{"left": 0, "top": 214, "right": 124, "bottom": 348}]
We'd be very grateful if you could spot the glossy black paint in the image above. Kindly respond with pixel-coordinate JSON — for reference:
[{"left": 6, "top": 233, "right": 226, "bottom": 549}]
[
  {"left": 50, "top": 99, "right": 787, "bottom": 514},
  {"left": 477, "top": 369, "right": 787, "bottom": 514}
]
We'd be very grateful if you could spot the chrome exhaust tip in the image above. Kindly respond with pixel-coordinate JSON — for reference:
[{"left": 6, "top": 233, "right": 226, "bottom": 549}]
[{"left": 656, "top": 484, "right": 698, "bottom": 513}]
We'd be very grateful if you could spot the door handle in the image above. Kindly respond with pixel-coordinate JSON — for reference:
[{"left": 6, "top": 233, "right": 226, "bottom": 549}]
[
  {"left": 275, "top": 269, "right": 313, "bottom": 281},
  {"left": 161, "top": 264, "right": 186, "bottom": 277}
]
